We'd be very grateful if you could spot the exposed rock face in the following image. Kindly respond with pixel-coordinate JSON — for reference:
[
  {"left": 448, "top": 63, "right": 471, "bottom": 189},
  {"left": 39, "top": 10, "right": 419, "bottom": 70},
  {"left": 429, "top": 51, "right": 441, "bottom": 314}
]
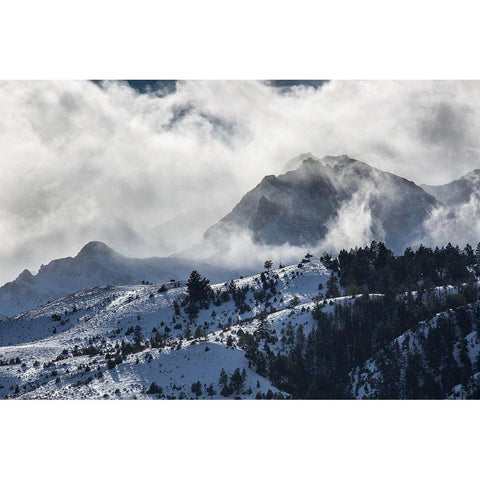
[{"left": 204, "top": 155, "right": 441, "bottom": 252}]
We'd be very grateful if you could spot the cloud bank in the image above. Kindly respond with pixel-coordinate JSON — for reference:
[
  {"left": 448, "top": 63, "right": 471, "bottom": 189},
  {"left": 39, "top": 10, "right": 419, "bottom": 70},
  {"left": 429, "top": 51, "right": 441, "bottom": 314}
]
[{"left": 1, "top": 80, "right": 480, "bottom": 283}]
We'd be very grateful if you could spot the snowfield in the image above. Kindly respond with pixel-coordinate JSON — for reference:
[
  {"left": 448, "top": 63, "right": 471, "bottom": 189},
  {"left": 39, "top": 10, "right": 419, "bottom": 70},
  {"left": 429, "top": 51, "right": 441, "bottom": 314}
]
[{"left": 0, "top": 257, "right": 332, "bottom": 399}]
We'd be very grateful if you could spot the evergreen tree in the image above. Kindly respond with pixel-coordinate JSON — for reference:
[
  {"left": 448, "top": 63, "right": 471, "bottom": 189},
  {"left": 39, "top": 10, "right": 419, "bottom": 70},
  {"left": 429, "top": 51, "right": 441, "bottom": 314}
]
[
  {"left": 475, "top": 242, "right": 480, "bottom": 274},
  {"left": 147, "top": 382, "right": 163, "bottom": 395},
  {"left": 230, "top": 367, "right": 245, "bottom": 394},
  {"left": 186, "top": 271, "right": 212, "bottom": 308},
  {"left": 185, "top": 301, "right": 199, "bottom": 321},
  {"left": 191, "top": 381, "right": 202, "bottom": 397},
  {"left": 173, "top": 300, "right": 180, "bottom": 316},
  {"left": 219, "top": 368, "right": 228, "bottom": 387},
  {"left": 133, "top": 325, "right": 143, "bottom": 347},
  {"left": 325, "top": 272, "right": 340, "bottom": 298},
  {"left": 184, "top": 323, "right": 192, "bottom": 339},
  {"left": 206, "top": 384, "right": 216, "bottom": 398}
]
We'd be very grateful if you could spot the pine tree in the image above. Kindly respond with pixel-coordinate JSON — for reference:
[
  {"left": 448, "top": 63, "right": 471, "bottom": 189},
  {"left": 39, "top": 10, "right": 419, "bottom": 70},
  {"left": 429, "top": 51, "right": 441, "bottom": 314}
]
[
  {"left": 230, "top": 367, "right": 245, "bottom": 394},
  {"left": 185, "top": 301, "right": 199, "bottom": 321},
  {"left": 133, "top": 325, "right": 143, "bottom": 346},
  {"left": 325, "top": 272, "right": 340, "bottom": 298},
  {"left": 206, "top": 384, "right": 216, "bottom": 398},
  {"left": 184, "top": 323, "right": 192, "bottom": 339},
  {"left": 147, "top": 382, "right": 163, "bottom": 395},
  {"left": 173, "top": 300, "right": 180, "bottom": 316},
  {"left": 191, "top": 381, "right": 202, "bottom": 397},
  {"left": 219, "top": 368, "right": 228, "bottom": 387},
  {"left": 186, "top": 270, "right": 212, "bottom": 308},
  {"left": 475, "top": 243, "right": 480, "bottom": 275},
  {"left": 464, "top": 244, "right": 475, "bottom": 266}
]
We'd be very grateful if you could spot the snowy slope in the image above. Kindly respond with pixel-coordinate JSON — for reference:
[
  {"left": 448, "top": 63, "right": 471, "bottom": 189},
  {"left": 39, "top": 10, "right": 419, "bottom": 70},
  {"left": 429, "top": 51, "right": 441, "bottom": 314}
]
[
  {"left": 0, "top": 256, "right": 332, "bottom": 399},
  {"left": 349, "top": 298, "right": 480, "bottom": 399},
  {"left": 0, "top": 241, "right": 234, "bottom": 319}
]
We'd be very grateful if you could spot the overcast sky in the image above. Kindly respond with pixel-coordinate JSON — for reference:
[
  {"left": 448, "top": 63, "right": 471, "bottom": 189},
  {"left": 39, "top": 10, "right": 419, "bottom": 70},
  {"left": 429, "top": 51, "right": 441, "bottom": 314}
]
[{"left": 1, "top": 80, "right": 480, "bottom": 284}]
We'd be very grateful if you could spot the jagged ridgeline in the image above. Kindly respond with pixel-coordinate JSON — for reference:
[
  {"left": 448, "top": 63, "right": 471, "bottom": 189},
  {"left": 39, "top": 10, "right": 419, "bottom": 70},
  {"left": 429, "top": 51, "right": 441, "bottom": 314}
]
[
  {"left": 1, "top": 241, "right": 480, "bottom": 399},
  {"left": 202, "top": 155, "right": 440, "bottom": 253}
]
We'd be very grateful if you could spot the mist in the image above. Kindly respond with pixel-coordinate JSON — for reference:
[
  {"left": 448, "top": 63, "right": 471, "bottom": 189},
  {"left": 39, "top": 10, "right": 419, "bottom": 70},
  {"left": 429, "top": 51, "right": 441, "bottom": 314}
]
[{"left": 1, "top": 80, "right": 480, "bottom": 284}]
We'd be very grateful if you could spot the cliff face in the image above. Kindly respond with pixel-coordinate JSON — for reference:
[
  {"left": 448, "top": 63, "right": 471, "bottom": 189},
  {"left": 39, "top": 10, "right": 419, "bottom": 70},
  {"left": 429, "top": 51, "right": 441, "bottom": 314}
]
[{"left": 204, "top": 155, "right": 440, "bottom": 252}]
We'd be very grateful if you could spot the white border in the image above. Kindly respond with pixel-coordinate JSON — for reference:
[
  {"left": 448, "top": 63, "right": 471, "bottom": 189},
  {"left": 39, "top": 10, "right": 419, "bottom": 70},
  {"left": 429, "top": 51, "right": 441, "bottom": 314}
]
[
  {"left": 1, "top": 400, "right": 479, "bottom": 479},
  {"left": 1, "top": 1, "right": 479, "bottom": 477},
  {"left": 1, "top": 0, "right": 480, "bottom": 79}
]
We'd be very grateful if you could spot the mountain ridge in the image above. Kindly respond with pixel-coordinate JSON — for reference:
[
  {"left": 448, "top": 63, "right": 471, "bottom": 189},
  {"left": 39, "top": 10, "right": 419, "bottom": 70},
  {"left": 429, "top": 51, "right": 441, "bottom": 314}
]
[
  {"left": 422, "top": 168, "right": 480, "bottom": 207},
  {"left": 203, "top": 155, "right": 441, "bottom": 253},
  {"left": 0, "top": 241, "right": 234, "bottom": 319}
]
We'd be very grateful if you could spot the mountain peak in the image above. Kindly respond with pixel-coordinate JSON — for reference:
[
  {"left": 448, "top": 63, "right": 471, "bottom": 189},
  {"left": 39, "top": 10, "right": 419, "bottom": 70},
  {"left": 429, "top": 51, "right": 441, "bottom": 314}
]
[
  {"left": 282, "top": 152, "right": 321, "bottom": 172},
  {"left": 77, "top": 241, "right": 115, "bottom": 258},
  {"left": 461, "top": 168, "right": 480, "bottom": 182},
  {"left": 322, "top": 154, "right": 351, "bottom": 162},
  {"left": 422, "top": 167, "right": 480, "bottom": 206},
  {"left": 16, "top": 269, "right": 34, "bottom": 282},
  {"left": 282, "top": 152, "right": 354, "bottom": 173},
  {"left": 204, "top": 154, "right": 439, "bottom": 252}
]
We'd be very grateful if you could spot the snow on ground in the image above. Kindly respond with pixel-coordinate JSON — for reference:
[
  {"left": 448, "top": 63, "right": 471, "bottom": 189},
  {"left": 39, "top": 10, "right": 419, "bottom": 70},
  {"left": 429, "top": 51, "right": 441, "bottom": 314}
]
[
  {"left": 349, "top": 304, "right": 480, "bottom": 399},
  {"left": 0, "top": 257, "right": 332, "bottom": 399}
]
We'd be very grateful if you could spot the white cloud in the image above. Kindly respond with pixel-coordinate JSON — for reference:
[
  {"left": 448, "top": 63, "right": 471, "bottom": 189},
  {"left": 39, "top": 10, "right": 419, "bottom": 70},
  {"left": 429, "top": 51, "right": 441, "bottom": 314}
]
[
  {"left": 1, "top": 80, "right": 480, "bottom": 283},
  {"left": 423, "top": 195, "right": 480, "bottom": 248}
]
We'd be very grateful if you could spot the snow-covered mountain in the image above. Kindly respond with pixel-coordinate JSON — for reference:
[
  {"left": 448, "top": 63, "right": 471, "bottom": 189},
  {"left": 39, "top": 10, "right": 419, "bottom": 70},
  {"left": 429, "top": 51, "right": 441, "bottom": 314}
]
[
  {"left": 0, "top": 256, "right": 331, "bottom": 399},
  {"left": 203, "top": 155, "right": 440, "bottom": 253},
  {"left": 422, "top": 169, "right": 480, "bottom": 207},
  {"left": 0, "top": 241, "right": 233, "bottom": 319}
]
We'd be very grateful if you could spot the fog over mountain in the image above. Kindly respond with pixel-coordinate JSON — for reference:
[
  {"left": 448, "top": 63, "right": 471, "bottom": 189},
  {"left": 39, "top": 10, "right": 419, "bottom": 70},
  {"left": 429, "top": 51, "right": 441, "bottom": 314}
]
[
  {"left": 422, "top": 169, "right": 480, "bottom": 247},
  {"left": 2, "top": 80, "right": 480, "bottom": 284},
  {"left": 186, "top": 155, "right": 440, "bottom": 269},
  {"left": 4, "top": 151, "right": 479, "bottom": 319}
]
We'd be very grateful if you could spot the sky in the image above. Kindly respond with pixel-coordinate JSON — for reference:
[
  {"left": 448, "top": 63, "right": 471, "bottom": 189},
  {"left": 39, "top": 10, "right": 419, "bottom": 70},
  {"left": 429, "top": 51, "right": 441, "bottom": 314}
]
[{"left": 1, "top": 79, "right": 480, "bottom": 284}]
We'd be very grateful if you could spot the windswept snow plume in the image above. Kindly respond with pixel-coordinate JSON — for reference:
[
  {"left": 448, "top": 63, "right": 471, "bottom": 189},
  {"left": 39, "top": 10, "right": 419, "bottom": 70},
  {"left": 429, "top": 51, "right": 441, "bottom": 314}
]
[
  {"left": 423, "top": 195, "right": 480, "bottom": 247},
  {"left": 185, "top": 227, "right": 311, "bottom": 272},
  {"left": 320, "top": 189, "right": 377, "bottom": 252}
]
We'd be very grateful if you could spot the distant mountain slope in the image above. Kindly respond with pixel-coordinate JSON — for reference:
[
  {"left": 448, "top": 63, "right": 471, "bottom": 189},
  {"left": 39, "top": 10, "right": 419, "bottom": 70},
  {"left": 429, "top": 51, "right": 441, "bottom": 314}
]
[
  {"left": 0, "top": 241, "right": 233, "bottom": 319},
  {"left": 204, "top": 155, "right": 440, "bottom": 253},
  {"left": 422, "top": 169, "right": 480, "bottom": 207}
]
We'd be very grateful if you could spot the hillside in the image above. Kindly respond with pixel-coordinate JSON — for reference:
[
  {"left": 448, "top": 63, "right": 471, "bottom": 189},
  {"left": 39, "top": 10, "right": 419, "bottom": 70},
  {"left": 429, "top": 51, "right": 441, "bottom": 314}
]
[
  {"left": 350, "top": 301, "right": 480, "bottom": 399},
  {"left": 0, "top": 256, "right": 331, "bottom": 399},
  {"left": 1, "top": 242, "right": 480, "bottom": 399}
]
